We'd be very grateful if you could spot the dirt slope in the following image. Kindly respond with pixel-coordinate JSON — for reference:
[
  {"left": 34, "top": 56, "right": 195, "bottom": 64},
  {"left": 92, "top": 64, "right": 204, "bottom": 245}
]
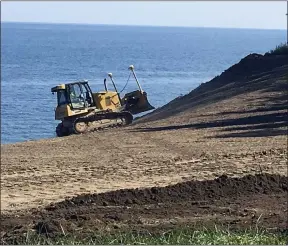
[
  {"left": 1, "top": 52, "right": 287, "bottom": 240},
  {"left": 135, "top": 53, "right": 287, "bottom": 125}
]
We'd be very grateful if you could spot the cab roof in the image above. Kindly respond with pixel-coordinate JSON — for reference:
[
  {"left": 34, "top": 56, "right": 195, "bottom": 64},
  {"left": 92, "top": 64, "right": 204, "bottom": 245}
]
[{"left": 51, "top": 80, "right": 89, "bottom": 92}]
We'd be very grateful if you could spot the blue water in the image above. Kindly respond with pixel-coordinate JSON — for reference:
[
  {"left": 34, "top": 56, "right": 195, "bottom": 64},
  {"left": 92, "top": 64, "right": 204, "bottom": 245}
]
[{"left": 1, "top": 22, "right": 286, "bottom": 144}]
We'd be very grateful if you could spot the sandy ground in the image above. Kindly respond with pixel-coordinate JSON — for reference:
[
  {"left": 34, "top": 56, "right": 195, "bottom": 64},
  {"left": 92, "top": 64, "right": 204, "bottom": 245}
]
[{"left": 1, "top": 89, "right": 287, "bottom": 213}]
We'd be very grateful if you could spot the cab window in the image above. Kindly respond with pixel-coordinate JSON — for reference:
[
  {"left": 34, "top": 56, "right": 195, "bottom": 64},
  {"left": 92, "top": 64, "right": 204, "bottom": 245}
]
[
  {"left": 57, "top": 90, "right": 68, "bottom": 106},
  {"left": 68, "top": 84, "right": 85, "bottom": 109}
]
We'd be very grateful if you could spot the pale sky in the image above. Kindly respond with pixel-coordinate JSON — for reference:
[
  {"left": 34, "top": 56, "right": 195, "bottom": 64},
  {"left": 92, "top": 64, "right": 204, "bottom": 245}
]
[{"left": 1, "top": 1, "right": 287, "bottom": 30}]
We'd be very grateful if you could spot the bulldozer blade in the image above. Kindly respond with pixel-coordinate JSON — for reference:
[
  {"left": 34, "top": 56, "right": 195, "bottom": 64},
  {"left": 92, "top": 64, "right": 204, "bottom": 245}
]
[
  {"left": 129, "top": 99, "right": 155, "bottom": 115},
  {"left": 122, "top": 90, "right": 155, "bottom": 115}
]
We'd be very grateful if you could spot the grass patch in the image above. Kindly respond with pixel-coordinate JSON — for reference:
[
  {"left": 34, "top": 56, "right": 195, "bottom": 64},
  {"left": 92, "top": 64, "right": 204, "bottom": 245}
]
[
  {"left": 266, "top": 43, "right": 288, "bottom": 56},
  {"left": 3, "top": 227, "right": 288, "bottom": 245}
]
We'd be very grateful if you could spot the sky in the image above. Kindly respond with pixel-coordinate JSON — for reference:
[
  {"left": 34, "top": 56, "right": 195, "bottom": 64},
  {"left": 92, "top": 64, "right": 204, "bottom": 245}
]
[{"left": 1, "top": 1, "right": 287, "bottom": 30}]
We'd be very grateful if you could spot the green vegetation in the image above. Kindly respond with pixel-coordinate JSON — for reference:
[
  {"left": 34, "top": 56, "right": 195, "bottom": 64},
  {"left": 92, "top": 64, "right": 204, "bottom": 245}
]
[
  {"left": 267, "top": 43, "right": 288, "bottom": 55},
  {"left": 4, "top": 227, "right": 287, "bottom": 245}
]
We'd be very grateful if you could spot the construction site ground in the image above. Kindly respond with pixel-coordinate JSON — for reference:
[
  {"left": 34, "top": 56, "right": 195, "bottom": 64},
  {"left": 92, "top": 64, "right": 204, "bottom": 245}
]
[{"left": 1, "top": 53, "right": 287, "bottom": 241}]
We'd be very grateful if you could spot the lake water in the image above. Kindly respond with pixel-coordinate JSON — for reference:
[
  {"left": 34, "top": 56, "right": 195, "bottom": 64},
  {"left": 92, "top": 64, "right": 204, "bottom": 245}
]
[{"left": 1, "top": 22, "right": 285, "bottom": 144}]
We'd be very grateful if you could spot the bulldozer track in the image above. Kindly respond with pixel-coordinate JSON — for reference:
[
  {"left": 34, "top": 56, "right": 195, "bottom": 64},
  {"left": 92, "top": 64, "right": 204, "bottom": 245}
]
[
  {"left": 55, "top": 111, "right": 134, "bottom": 137},
  {"left": 79, "top": 119, "right": 127, "bottom": 134},
  {"left": 75, "top": 111, "right": 132, "bottom": 134}
]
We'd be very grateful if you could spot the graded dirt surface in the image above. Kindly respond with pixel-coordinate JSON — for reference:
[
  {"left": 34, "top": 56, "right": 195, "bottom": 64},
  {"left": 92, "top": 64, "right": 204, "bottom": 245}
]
[{"left": 1, "top": 53, "right": 288, "bottom": 241}]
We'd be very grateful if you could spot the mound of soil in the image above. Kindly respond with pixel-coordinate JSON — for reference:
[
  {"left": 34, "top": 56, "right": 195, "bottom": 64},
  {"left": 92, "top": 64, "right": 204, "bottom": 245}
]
[
  {"left": 136, "top": 53, "right": 288, "bottom": 124},
  {"left": 48, "top": 173, "right": 287, "bottom": 209},
  {"left": 1, "top": 173, "right": 287, "bottom": 243},
  {"left": 207, "top": 53, "right": 287, "bottom": 87}
]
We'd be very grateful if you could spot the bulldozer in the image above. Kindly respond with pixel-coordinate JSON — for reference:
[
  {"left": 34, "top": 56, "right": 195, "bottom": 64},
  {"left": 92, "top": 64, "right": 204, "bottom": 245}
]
[{"left": 51, "top": 65, "right": 154, "bottom": 137}]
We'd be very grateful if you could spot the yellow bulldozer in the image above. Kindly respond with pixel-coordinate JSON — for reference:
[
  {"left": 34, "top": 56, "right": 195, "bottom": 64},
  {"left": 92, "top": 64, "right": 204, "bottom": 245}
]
[{"left": 51, "top": 65, "right": 154, "bottom": 137}]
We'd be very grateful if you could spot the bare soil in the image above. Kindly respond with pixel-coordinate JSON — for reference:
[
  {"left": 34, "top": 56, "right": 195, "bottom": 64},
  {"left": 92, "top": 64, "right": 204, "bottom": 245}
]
[
  {"left": 1, "top": 53, "right": 287, "bottom": 242},
  {"left": 1, "top": 173, "right": 287, "bottom": 243}
]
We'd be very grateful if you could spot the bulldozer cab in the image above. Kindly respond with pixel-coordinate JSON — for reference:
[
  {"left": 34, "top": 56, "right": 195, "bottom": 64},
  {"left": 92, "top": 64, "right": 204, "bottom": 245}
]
[
  {"left": 52, "top": 81, "right": 94, "bottom": 109},
  {"left": 51, "top": 81, "right": 94, "bottom": 120}
]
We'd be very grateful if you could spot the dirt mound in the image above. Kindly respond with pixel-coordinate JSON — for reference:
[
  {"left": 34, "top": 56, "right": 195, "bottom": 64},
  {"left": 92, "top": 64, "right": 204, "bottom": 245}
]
[
  {"left": 206, "top": 53, "right": 287, "bottom": 87},
  {"left": 47, "top": 173, "right": 287, "bottom": 209},
  {"left": 1, "top": 173, "right": 287, "bottom": 243},
  {"left": 136, "top": 53, "right": 288, "bottom": 124}
]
